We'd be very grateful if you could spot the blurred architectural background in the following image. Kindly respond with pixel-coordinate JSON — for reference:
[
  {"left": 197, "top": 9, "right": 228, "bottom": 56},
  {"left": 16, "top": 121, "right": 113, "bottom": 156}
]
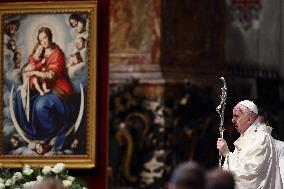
[{"left": 108, "top": 0, "right": 284, "bottom": 188}]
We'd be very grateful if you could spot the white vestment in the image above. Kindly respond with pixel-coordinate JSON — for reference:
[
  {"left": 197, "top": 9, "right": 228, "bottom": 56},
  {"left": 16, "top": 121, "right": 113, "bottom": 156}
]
[
  {"left": 275, "top": 139, "right": 284, "bottom": 159},
  {"left": 275, "top": 139, "right": 284, "bottom": 188},
  {"left": 223, "top": 120, "right": 283, "bottom": 189}
]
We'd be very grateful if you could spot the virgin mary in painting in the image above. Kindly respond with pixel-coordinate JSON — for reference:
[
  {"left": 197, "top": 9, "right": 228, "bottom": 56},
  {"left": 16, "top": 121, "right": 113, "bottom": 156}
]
[{"left": 3, "top": 13, "right": 88, "bottom": 155}]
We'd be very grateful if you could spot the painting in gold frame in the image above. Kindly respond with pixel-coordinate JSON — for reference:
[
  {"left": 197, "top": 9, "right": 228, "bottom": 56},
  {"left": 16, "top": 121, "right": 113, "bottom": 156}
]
[{"left": 0, "top": 1, "right": 97, "bottom": 168}]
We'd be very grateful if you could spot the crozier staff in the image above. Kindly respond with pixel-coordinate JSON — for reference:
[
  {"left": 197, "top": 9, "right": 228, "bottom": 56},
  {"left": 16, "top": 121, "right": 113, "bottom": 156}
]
[
  {"left": 216, "top": 77, "right": 227, "bottom": 168},
  {"left": 217, "top": 100, "right": 282, "bottom": 189}
]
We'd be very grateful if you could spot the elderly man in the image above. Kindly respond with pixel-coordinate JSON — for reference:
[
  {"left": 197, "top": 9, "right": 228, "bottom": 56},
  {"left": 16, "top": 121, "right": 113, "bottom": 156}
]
[{"left": 217, "top": 100, "right": 282, "bottom": 189}]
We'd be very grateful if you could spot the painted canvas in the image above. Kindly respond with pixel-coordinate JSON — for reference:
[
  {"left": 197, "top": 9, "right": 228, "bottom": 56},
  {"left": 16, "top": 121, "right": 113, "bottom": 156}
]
[{"left": 0, "top": 1, "right": 97, "bottom": 168}]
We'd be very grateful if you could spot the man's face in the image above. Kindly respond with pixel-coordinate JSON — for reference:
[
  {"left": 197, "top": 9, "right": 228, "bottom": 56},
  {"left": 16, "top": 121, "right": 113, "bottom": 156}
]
[
  {"left": 232, "top": 106, "right": 250, "bottom": 134},
  {"left": 39, "top": 32, "right": 50, "bottom": 48}
]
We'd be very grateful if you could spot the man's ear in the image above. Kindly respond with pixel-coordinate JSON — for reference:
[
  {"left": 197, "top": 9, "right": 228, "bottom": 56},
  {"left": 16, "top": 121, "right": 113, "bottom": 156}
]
[
  {"left": 247, "top": 115, "right": 255, "bottom": 125},
  {"left": 247, "top": 117, "right": 252, "bottom": 125}
]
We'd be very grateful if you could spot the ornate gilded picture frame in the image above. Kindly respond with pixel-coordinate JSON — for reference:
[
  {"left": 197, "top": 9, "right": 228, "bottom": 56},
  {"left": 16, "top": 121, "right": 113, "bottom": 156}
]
[{"left": 0, "top": 1, "right": 97, "bottom": 168}]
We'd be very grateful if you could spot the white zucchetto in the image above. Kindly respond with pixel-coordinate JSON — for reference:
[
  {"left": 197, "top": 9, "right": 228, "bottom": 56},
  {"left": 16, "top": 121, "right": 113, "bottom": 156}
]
[{"left": 239, "top": 100, "right": 258, "bottom": 114}]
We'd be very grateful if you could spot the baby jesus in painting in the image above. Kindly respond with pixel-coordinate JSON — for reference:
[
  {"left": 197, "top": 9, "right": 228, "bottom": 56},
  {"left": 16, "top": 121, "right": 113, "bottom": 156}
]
[{"left": 25, "top": 43, "right": 50, "bottom": 96}]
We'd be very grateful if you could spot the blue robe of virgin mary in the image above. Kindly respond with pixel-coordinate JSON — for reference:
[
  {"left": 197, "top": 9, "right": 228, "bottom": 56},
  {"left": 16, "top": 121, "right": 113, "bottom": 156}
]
[{"left": 13, "top": 90, "right": 79, "bottom": 150}]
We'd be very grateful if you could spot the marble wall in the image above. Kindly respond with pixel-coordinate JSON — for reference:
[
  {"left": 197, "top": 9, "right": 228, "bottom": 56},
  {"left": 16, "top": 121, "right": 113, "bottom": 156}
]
[{"left": 109, "top": 0, "right": 160, "bottom": 65}]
